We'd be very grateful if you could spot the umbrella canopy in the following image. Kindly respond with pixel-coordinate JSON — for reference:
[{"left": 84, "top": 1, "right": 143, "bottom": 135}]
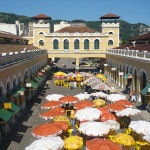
[
  {"left": 79, "top": 121, "right": 110, "bottom": 136},
  {"left": 25, "top": 136, "right": 64, "bottom": 150},
  {"left": 107, "top": 94, "right": 126, "bottom": 102},
  {"left": 129, "top": 120, "right": 150, "bottom": 135},
  {"left": 116, "top": 108, "right": 141, "bottom": 117},
  {"left": 41, "top": 101, "right": 63, "bottom": 109},
  {"left": 39, "top": 107, "right": 65, "bottom": 120},
  {"left": 90, "top": 91, "right": 108, "bottom": 99},
  {"left": 75, "top": 107, "right": 101, "bottom": 121},
  {"left": 107, "top": 103, "right": 127, "bottom": 112},
  {"left": 113, "top": 133, "right": 135, "bottom": 146},
  {"left": 143, "top": 134, "right": 150, "bottom": 143},
  {"left": 53, "top": 115, "right": 70, "bottom": 125},
  {"left": 54, "top": 71, "right": 66, "bottom": 76},
  {"left": 91, "top": 82, "right": 111, "bottom": 91},
  {"left": 32, "top": 123, "right": 63, "bottom": 138},
  {"left": 93, "top": 99, "right": 106, "bottom": 107},
  {"left": 103, "top": 120, "right": 120, "bottom": 131},
  {"left": 74, "top": 100, "right": 94, "bottom": 110},
  {"left": 100, "top": 113, "right": 117, "bottom": 122},
  {"left": 115, "top": 100, "right": 133, "bottom": 107},
  {"left": 86, "top": 138, "right": 122, "bottom": 150},
  {"left": 74, "top": 93, "right": 91, "bottom": 100},
  {"left": 59, "top": 95, "right": 79, "bottom": 104},
  {"left": 64, "top": 135, "right": 83, "bottom": 150},
  {"left": 45, "top": 94, "right": 64, "bottom": 101},
  {"left": 98, "top": 107, "right": 110, "bottom": 115}
]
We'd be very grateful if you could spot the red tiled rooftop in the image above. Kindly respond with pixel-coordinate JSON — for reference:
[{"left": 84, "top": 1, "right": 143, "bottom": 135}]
[
  {"left": 100, "top": 13, "right": 120, "bottom": 19},
  {"left": 56, "top": 26, "right": 98, "bottom": 33},
  {"left": 130, "top": 32, "right": 150, "bottom": 41},
  {"left": 32, "top": 14, "right": 51, "bottom": 19},
  {"left": 114, "top": 43, "right": 150, "bottom": 52}
]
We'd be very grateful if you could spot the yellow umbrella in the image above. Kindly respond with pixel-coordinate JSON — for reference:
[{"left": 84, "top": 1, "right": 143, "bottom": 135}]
[
  {"left": 93, "top": 99, "right": 106, "bottom": 107},
  {"left": 53, "top": 115, "right": 70, "bottom": 125},
  {"left": 96, "top": 74, "right": 107, "bottom": 82},
  {"left": 113, "top": 133, "right": 135, "bottom": 146},
  {"left": 64, "top": 135, "right": 83, "bottom": 150},
  {"left": 54, "top": 71, "right": 66, "bottom": 76}
]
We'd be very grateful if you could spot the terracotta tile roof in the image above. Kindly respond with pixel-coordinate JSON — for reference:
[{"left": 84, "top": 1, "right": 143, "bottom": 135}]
[
  {"left": 114, "top": 43, "right": 150, "bottom": 52},
  {"left": 0, "top": 44, "right": 39, "bottom": 53},
  {"left": 100, "top": 13, "right": 120, "bottom": 19},
  {"left": 56, "top": 26, "right": 98, "bottom": 33},
  {"left": 0, "top": 31, "right": 28, "bottom": 41},
  {"left": 32, "top": 14, "right": 51, "bottom": 19}
]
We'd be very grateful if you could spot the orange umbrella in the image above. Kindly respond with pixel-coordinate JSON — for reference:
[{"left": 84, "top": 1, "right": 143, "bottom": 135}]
[
  {"left": 100, "top": 112, "right": 117, "bottom": 122},
  {"left": 86, "top": 138, "right": 122, "bottom": 150},
  {"left": 107, "top": 103, "right": 127, "bottom": 112},
  {"left": 115, "top": 100, "right": 133, "bottom": 107},
  {"left": 98, "top": 107, "right": 109, "bottom": 115},
  {"left": 74, "top": 100, "right": 94, "bottom": 110},
  {"left": 59, "top": 95, "right": 79, "bottom": 104},
  {"left": 41, "top": 101, "right": 63, "bottom": 109},
  {"left": 53, "top": 121, "right": 69, "bottom": 131},
  {"left": 32, "top": 123, "right": 63, "bottom": 138},
  {"left": 39, "top": 107, "right": 65, "bottom": 120}
]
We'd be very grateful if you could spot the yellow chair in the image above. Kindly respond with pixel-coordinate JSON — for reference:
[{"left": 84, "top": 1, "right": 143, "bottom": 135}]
[
  {"left": 134, "top": 141, "right": 149, "bottom": 150},
  {"left": 67, "top": 128, "right": 73, "bottom": 136}
]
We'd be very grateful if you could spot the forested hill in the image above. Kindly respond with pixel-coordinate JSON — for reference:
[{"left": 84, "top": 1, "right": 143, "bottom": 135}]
[{"left": 0, "top": 12, "right": 149, "bottom": 42}]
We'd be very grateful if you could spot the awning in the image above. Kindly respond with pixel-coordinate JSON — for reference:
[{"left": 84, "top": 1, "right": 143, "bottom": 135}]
[
  {"left": 141, "top": 83, "right": 150, "bottom": 96},
  {"left": 124, "top": 73, "right": 132, "bottom": 79},
  {"left": 0, "top": 95, "right": 9, "bottom": 103},
  {"left": 0, "top": 108, "right": 13, "bottom": 122},
  {"left": 8, "top": 102, "right": 20, "bottom": 114},
  {"left": 31, "top": 80, "right": 38, "bottom": 89}
]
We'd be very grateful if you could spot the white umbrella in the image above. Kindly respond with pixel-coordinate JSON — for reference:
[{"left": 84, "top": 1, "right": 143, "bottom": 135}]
[
  {"left": 107, "top": 94, "right": 126, "bottom": 102},
  {"left": 74, "top": 93, "right": 90, "bottom": 100},
  {"left": 143, "top": 134, "right": 150, "bottom": 143},
  {"left": 25, "top": 136, "right": 64, "bottom": 150},
  {"left": 103, "top": 120, "right": 120, "bottom": 130},
  {"left": 116, "top": 108, "right": 141, "bottom": 117},
  {"left": 91, "top": 82, "right": 111, "bottom": 91},
  {"left": 129, "top": 120, "right": 150, "bottom": 135},
  {"left": 79, "top": 121, "right": 110, "bottom": 136},
  {"left": 90, "top": 91, "right": 108, "bottom": 98},
  {"left": 45, "top": 94, "right": 64, "bottom": 101},
  {"left": 75, "top": 107, "right": 101, "bottom": 121}
]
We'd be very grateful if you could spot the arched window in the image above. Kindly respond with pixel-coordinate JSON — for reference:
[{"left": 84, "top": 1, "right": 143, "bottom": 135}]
[
  {"left": 0, "top": 87, "right": 3, "bottom": 97},
  {"left": 13, "top": 79, "right": 17, "bottom": 87},
  {"left": 53, "top": 39, "right": 59, "bottom": 49},
  {"left": 74, "top": 39, "right": 79, "bottom": 49},
  {"left": 84, "top": 39, "right": 89, "bottom": 50},
  {"left": 94, "top": 39, "right": 99, "bottom": 49},
  {"left": 6, "top": 82, "right": 11, "bottom": 93},
  {"left": 39, "top": 32, "right": 44, "bottom": 35},
  {"left": 39, "top": 40, "right": 44, "bottom": 46},
  {"left": 64, "top": 39, "right": 69, "bottom": 49},
  {"left": 109, "top": 32, "right": 113, "bottom": 34},
  {"left": 108, "top": 40, "right": 113, "bottom": 46}
]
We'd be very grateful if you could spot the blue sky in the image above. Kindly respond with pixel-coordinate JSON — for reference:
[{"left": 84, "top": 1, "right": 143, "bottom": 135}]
[{"left": 0, "top": 0, "right": 150, "bottom": 25}]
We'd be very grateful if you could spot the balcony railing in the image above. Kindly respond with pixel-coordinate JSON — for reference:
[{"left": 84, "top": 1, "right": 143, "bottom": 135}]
[
  {"left": 107, "top": 49, "right": 150, "bottom": 60},
  {"left": 0, "top": 49, "right": 47, "bottom": 67}
]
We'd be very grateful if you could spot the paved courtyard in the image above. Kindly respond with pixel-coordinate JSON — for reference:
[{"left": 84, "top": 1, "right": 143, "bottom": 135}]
[{"left": 0, "top": 58, "right": 150, "bottom": 150}]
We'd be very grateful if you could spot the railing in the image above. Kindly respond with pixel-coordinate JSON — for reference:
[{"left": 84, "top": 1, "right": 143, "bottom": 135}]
[
  {"left": 107, "top": 49, "right": 150, "bottom": 60},
  {"left": 0, "top": 49, "right": 47, "bottom": 67}
]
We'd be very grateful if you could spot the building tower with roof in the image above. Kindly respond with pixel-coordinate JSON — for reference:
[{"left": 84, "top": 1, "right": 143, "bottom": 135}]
[{"left": 25, "top": 13, "right": 120, "bottom": 69}]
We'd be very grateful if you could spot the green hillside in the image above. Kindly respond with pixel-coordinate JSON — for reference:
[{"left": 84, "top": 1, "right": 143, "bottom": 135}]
[{"left": 0, "top": 12, "right": 149, "bottom": 43}]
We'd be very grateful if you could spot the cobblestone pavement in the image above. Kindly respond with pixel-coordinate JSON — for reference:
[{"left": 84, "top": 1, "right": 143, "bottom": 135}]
[{"left": 1, "top": 58, "right": 150, "bottom": 150}]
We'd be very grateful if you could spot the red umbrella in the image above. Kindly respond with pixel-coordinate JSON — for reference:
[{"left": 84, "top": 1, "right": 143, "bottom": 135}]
[
  {"left": 41, "top": 101, "right": 63, "bottom": 109},
  {"left": 98, "top": 107, "right": 109, "bottom": 115},
  {"left": 32, "top": 123, "right": 62, "bottom": 138},
  {"left": 86, "top": 138, "right": 122, "bottom": 150},
  {"left": 39, "top": 107, "right": 65, "bottom": 120},
  {"left": 107, "top": 103, "right": 127, "bottom": 112},
  {"left": 100, "top": 112, "right": 117, "bottom": 122},
  {"left": 59, "top": 95, "right": 79, "bottom": 104},
  {"left": 74, "top": 100, "right": 94, "bottom": 110},
  {"left": 115, "top": 99, "right": 133, "bottom": 107}
]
